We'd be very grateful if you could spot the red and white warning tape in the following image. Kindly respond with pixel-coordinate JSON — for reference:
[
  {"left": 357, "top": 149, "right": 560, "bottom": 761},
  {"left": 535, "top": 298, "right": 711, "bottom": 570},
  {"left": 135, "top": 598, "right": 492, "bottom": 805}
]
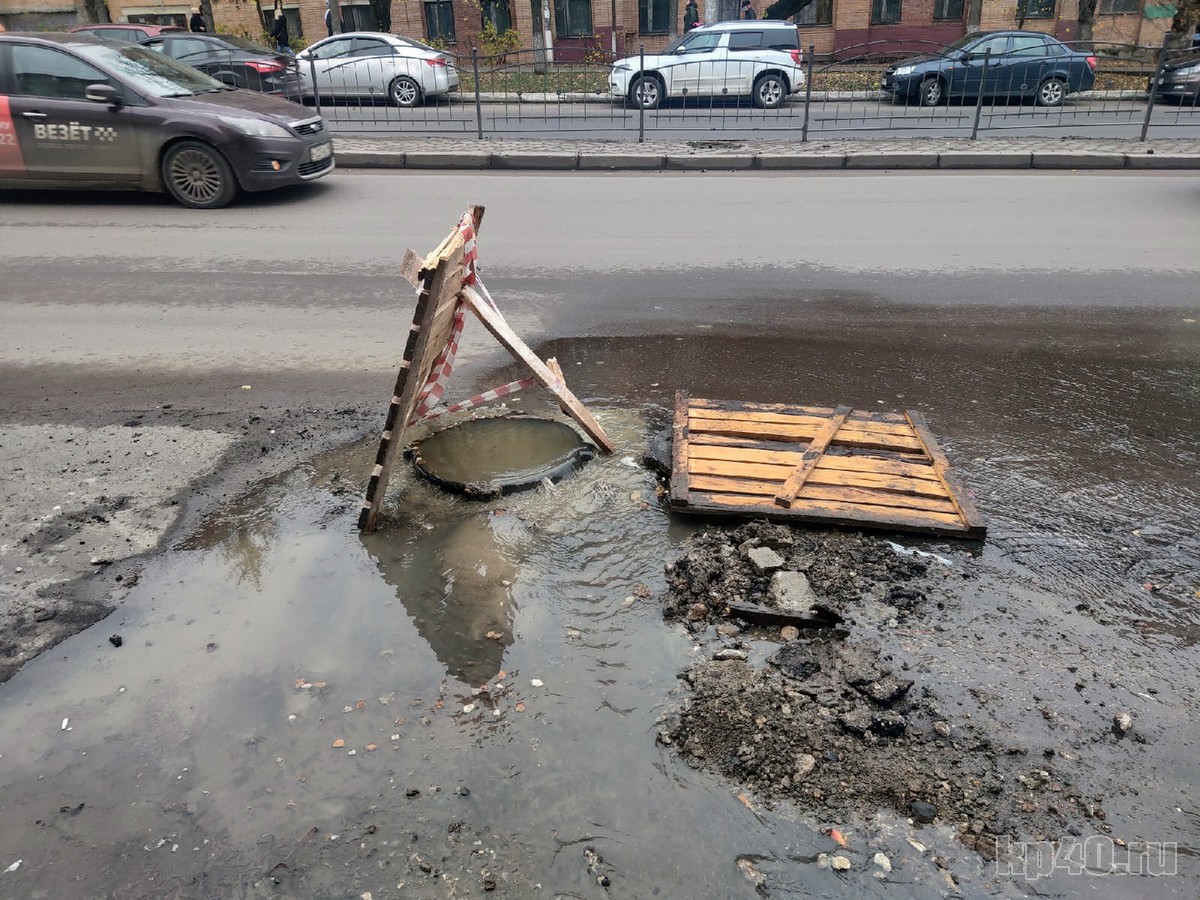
[{"left": 409, "top": 211, "right": 530, "bottom": 426}]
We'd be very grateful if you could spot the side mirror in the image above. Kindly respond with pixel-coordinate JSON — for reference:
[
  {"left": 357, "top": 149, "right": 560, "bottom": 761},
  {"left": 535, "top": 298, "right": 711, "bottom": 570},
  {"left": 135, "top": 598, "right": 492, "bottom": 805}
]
[
  {"left": 85, "top": 82, "right": 122, "bottom": 107},
  {"left": 675, "top": 46, "right": 688, "bottom": 54}
]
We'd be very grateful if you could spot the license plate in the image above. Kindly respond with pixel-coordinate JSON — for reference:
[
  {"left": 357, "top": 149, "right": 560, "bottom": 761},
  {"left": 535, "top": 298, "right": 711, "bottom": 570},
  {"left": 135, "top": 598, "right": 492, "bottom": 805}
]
[{"left": 310, "top": 141, "right": 332, "bottom": 162}]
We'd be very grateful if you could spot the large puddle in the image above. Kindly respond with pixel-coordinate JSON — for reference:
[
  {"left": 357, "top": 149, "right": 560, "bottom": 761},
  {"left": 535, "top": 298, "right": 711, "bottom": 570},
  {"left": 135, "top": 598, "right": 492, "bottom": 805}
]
[{"left": 1, "top": 320, "right": 1198, "bottom": 898}]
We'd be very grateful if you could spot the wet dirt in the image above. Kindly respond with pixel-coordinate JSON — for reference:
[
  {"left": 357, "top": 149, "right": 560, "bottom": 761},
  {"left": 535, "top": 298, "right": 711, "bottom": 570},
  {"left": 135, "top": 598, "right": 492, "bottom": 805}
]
[{"left": 0, "top": 304, "right": 1197, "bottom": 899}]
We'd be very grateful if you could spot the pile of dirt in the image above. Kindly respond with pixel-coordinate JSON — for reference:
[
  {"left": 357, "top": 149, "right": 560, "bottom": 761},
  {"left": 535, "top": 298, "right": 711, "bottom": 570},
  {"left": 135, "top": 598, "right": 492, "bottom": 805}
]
[{"left": 658, "top": 522, "right": 1094, "bottom": 859}]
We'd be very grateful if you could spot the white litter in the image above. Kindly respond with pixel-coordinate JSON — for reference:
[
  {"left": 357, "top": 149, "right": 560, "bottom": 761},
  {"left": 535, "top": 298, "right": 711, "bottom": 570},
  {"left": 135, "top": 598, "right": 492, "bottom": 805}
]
[
  {"left": 4, "top": 860, "right": 21, "bottom": 874},
  {"left": 885, "top": 541, "right": 954, "bottom": 566},
  {"left": 530, "top": 679, "right": 544, "bottom": 687},
  {"left": 60, "top": 718, "right": 68, "bottom": 731},
  {"left": 620, "top": 456, "right": 637, "bottom": 468}
]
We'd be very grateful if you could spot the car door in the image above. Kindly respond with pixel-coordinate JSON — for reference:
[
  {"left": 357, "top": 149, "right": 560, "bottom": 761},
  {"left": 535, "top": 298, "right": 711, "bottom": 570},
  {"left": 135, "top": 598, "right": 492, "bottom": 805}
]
[
  {"left": 1002, "top": 34, "right": 1052, "bottom": 98},
  {"left": 666, "top": 30, "right": 723, "bottom": 98},
  {"left": 724, "top": 30, "right": 764, "bottom": 96},
  {"left": 955, "top": 34, "right": 1010, "bottom": 99},
  {"left": 4, "top": 41, "right": 142, "bottom": 182},
  {"left": 345, "top": 37, "right": 399, "bottom": 98},
  {"left": 301, "top": 36, "right": 356, "bottom": 97}
]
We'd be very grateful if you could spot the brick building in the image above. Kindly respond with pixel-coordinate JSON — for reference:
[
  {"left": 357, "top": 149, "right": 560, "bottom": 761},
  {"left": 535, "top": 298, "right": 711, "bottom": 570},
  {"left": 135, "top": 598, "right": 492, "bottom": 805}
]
[{"left": 0, "top": 0, "right": 1176, "bottom": 59}]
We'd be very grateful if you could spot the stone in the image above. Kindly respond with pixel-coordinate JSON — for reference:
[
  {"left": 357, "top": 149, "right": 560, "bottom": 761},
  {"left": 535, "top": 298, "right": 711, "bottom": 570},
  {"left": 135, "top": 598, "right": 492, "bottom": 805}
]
[
  {"left": 771, "top": 644, "right": 821, "bottom": 680},
  {"left": 870, "top": 712, "right": 907, "bottom": 738},
  {"left": 873, "top": 852, "right": 892, "bottom": 873},
  {"left": 861, "top": 675, "right": 913, "bottom": 707},
  {"left": 933, "top": 721, "right": 951, "bottom": 738},
  {"left": 769, "top": 571, "right": 818, "bottom": 616},
  {"left": 910, "top": 800, "right": 937, "bottom": 824},
  {"left": 747, "top": 546, "right": 785, "bottom": 572},
  {"left": 780, "top": 625, "right": 799, "bottom": 641},
  {"left": 839, "top": 709, "right": 872, "bottom": 735},
  {"left": 687, "top": 602, "right": 709, "bottom": 622},
  {"left": 1113, "top": 711, "right": 1133, "bottom": 734},
  {"left": 713, "top": 648, "right": 748, "bottom": 662},
  {"left": 831, "top": 855, "right": 852, "bottom": 871},
  {"left": 795, "top": 753, "right": 817, "bottom": 780},
  {"left": 715, "top": 623, "right": 742, "bottom": 638}
]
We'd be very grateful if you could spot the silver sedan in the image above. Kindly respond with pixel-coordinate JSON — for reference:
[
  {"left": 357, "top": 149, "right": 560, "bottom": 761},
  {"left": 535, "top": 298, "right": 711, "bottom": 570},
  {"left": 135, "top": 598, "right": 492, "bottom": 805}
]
[{"left": 295, "top": 32, "right": 459, "bottom": 107}]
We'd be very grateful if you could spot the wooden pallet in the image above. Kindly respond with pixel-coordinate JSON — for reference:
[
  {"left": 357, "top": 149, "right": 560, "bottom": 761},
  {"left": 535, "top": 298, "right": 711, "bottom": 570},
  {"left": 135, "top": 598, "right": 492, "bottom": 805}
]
[{"left": 670, "top": 392, "right": 986, "bottom": 539}]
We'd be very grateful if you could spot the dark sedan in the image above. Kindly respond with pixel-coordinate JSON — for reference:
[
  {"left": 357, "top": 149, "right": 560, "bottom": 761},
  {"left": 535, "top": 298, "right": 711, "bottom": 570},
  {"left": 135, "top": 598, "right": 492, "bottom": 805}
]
[
  {"left": 882, "top": 31, "right": 1096, "bottom": 107},
  {"left": 140, "top": 33, "right": 300, "bottom": 98},
  {"left": 1153, "top": 53, "right": 1200, "bottom": 105},
  {"left": 0, "top": 33, "right": 333, "bottom": 208}
]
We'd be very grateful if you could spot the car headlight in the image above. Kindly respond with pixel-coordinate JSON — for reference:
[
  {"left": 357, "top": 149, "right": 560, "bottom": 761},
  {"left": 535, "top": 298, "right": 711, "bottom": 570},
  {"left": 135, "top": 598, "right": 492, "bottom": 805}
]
[
  {"left": 893, "top": 65, "right": 916, "bottom": 76},
  {"left": 218, "top": 116, "right": 292, "bottom": 138}
]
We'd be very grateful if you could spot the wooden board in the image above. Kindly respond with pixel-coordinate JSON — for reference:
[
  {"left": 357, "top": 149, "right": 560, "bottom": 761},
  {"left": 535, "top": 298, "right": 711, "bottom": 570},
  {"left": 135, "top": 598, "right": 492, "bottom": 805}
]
[
  {"left": 669, "top": 393, "right": 986, "bottom": 539},
  {"left": 358, "top": 206, "right": 483, "bottom": 533}
]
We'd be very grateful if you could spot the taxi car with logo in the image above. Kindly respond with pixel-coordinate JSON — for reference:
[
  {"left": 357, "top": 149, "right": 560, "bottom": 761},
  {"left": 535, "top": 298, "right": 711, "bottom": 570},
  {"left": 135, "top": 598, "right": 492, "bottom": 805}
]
[{"left": 0, "top": 32, "right": 333, "bottom": 208}]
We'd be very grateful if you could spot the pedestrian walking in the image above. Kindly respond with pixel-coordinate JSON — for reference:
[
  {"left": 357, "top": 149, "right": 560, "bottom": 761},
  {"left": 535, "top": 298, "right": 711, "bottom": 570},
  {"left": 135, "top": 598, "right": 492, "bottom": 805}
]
[
  {"left": 189, "top": 8, "right": 206, "bottom": 31},
  {"left": 740, "top": 0, "right": 756, "bottom": 17},
  {"left": 269, "top": 5, "right": 290, "bottom": 53},
  {"left": 324, "top": 0, "right": 334, "bottom": 35},
  {"left": 683, "top": 0, "right": 699, "bottom": 30}
]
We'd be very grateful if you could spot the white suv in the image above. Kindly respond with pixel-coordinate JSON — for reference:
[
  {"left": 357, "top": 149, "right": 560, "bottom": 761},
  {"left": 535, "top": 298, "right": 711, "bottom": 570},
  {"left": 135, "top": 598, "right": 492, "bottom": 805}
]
[{"left": 610, "top": 20, "right": 804, "bottom": 110}]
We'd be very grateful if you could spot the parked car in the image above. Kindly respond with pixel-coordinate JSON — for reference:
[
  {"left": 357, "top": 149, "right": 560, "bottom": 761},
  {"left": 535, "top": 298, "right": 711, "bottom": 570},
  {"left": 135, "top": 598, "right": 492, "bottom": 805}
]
[
  {"left": 69, "top": 23, "right": 184, "bottom": 42},
  {"left": 1152, "top": 52, "right": 1200, "bottom": 105},
  {"left": 139, "top": 33, "right": 300, "bottom": 98},
  {"left": 0, "top": 33, "right": 333, "bottom": 208},
  {"left": 610, "top": 20, "right": 805, "bottom": 110},
  {"left": 881, "top": 31, "right": 1096, "bottom": 107},
  {"left": 294, "top": 32, "right": 459, "bottom": 108}
]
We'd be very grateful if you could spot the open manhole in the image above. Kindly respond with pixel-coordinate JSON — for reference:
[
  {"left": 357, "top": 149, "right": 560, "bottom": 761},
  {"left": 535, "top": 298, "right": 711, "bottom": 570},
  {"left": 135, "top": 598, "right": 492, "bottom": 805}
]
[{"left": 409, "top": 416, "right": 595, "bottom": 499}]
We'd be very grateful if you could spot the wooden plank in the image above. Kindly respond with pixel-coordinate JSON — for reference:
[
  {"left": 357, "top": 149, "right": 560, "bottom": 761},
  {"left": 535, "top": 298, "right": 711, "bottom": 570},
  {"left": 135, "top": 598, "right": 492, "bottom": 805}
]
[
  {"left": 689, "top": 417, "right": 923, "bottom": 453},
  {"left": 360, "top": 240, "right": 465, "bottom": 533},
  {"left": 685, "top": 490, "right": 971, "bottom": 533},
  {"left": 689, "top": 397, "right": 908, "bottom": 424},
  {"left": 775, "top": 405, "right": 852, "bottom": 508},
  {"left": 689, "top": 476, "right": 957, "bottom": 515},
  {"left": 461, "top": 285, "right": 616, "bottom": 453},
  {"left": 905, "top": 410, "right": 987, "bottom": 535},
  {"left": 399, "top": 248, "right": 422, "bottom": 289},
  {"left": 687, "top": 444, "right": 940, "bottom": 481},
  {"left": 686, "top": 432, "right": 931, "bottom": 463},
  {"left": 671, "top": 390, "right": 690, "bottom": 506},
  {"left": 726, "top": 600, "right": 840, "bottom": 629},
  {"left": 687, "top": 466, "right": 950, "bottom": 500},
  {"left": 688, "top": 406, "right": 915, "bottom": 440}
]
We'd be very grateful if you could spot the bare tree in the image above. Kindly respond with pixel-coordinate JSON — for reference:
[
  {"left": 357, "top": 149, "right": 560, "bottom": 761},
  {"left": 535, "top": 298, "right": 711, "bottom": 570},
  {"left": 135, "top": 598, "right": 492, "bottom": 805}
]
[
  {"left": 1076, "top": 0, "right": 1098, "bottom": 44},
  {"left": 1166, "top": 0, "right": 1199, "bottom": 49},
  {"left": 529, "top": 0, "right": 547, "bottom": 73},
  {"left": 200, "top": 0, "right": 214, "bottom": 33}
]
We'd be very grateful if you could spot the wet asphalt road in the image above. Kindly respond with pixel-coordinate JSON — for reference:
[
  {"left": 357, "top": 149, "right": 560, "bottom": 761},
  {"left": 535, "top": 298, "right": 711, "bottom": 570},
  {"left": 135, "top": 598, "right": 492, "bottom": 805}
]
[{"left": 2, "top": 171, "right": 1199, "bottom": 899}]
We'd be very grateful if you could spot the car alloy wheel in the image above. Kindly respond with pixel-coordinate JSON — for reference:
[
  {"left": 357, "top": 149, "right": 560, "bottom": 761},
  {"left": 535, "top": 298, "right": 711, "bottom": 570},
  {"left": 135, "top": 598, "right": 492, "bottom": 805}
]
[
  {"left": 162, "top": 141, "right": 237, "bottom": 210},
  {"left": 1036, "top": 77, "right": 1066, "bottom": 107},
  {"left": 390, "top": 76, "right": 421, "bottom": 108},
  {"left": 919, "top": 77, "right": 943, "bottom": 107},
  {"left": 631, "top": 75, "right": 661, "bottom": 110},
  {"left": 753, "top": 73, "right": 785, "bottom": 109}
]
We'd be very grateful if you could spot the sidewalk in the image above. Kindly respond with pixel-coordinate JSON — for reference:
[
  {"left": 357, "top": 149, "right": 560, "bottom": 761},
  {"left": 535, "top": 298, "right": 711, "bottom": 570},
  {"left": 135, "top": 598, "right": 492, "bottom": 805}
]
[{"left": 333, "top": 135, "right": 1200, "bottom": 171}]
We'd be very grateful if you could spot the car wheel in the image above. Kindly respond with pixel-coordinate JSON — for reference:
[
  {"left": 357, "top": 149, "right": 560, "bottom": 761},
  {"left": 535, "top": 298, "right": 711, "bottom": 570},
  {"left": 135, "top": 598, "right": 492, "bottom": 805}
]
[
  {"left": 390, "top": 76, "right": 422, "bottom": 108},
  {"left": 161, "top": 140, "right": 238, "bottom": 210},
  {"left": 918, "top": 77, "right": 944, "bottom": 107},
  {"left": 752, "top": 73, "right": 786, "bottom": 109},
  {"left": 1036, "top": 76, "right": 1066, "bottom": 107},
  {"left": 630, "top": 75, "right": 662, "bottom": 110}
]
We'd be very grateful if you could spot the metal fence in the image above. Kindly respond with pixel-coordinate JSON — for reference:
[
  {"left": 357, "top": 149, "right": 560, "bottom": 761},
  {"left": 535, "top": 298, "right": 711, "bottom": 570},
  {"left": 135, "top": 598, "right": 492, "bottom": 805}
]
[{"left": 259, "top": 37, "right": 1198, "bottom": 140}]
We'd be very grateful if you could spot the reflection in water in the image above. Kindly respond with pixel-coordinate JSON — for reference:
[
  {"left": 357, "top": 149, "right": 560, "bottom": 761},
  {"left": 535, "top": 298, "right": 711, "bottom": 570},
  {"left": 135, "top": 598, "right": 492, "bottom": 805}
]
[{"left": 362, "top": 513, "right": 517, "bottom": 686}]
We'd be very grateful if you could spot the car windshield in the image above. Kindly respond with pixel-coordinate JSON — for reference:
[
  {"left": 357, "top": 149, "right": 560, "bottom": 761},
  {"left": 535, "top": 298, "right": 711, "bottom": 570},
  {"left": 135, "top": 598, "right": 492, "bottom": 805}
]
[
  {"left": 74, "top": 43, "right": 227, "bottom": 96},
  {"left": 943, "top": 33, "right": 988, "bottom": 52},
  {"left": 392, "top": 35, "right": 439, "bottom": 53}
]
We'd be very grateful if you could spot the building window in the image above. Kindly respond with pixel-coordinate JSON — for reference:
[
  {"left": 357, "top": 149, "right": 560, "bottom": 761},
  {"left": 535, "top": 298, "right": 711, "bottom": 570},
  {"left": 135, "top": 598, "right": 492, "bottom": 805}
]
[
  {"left": 1016, "top": 0, "right": 1054, "bottom": 17},
  {"left": 794, "top": 0, "right": 833, "bottom": 25},
  {"left": 481, "top": 0, "right": 512, "bottom": 31},
  {"left": 1099, "top": 0, "right": 1137, "bottom": 11},
  {"left": 932, "top": 0, "right": 962, "bottom": 19},
  {"left": 424, "top": 0, "right": 456, "bottom": 40},
  {"left": 341, "top": 3, "right": 375, "bottom": 29},
  {"left": 262, "top": 6, "right": 304, "bottom": 36},
  {"left": 639, "top": 0, "right": 670, "bottom": 33},
  {"left": 870, "top": 0, "right": 900, "bottom": 23},
  {"left": 127, "top": 12, "right": 187, "bottom": 26},
  {"left": 554, "top": 0, "right": 592, "bottom": 36}
]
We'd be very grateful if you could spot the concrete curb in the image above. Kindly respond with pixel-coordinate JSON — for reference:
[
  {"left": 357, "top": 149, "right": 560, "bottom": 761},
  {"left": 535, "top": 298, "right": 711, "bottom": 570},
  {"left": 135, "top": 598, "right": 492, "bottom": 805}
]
[
  {"left": 460, "top": 89, "right": 1151, "bottom": 104},
  {"left": 332, "top": 140, "right": 1200, "bottom": 171}
]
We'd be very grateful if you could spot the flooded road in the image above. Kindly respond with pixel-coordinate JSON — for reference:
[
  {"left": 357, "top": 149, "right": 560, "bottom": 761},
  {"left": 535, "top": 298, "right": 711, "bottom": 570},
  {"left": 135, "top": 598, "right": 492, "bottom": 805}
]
[{"left": 1, "top": 173, "right": 1198, "bottom": 898}]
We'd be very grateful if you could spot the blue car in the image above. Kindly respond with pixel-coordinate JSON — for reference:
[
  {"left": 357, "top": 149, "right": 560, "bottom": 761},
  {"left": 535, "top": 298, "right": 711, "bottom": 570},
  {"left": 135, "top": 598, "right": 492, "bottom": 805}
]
[{"left": 882, "top": 31, "right": 1097, "bottom": 108}]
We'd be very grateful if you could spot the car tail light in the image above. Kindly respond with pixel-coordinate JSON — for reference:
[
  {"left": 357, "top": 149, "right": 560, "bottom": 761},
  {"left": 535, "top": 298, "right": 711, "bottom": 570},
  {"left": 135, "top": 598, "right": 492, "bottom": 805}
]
[
  {"left": 246, "top": 60, "right": 285, "bottom": 74},
  {"left": 1086, "top": 55, "right": 1097, "bottom": 70},
  {"left": 425, "top": 57, "right": 448, "bottom": 68},
  {"left": 790, "top": 48, "right": 801, "bottom": 65}
]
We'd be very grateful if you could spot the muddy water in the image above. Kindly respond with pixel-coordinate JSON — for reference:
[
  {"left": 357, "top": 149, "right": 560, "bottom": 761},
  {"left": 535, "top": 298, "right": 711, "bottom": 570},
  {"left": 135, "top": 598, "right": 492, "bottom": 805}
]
[{"left": 0, "top": 306, "right": 1198, "bottom": 899}]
